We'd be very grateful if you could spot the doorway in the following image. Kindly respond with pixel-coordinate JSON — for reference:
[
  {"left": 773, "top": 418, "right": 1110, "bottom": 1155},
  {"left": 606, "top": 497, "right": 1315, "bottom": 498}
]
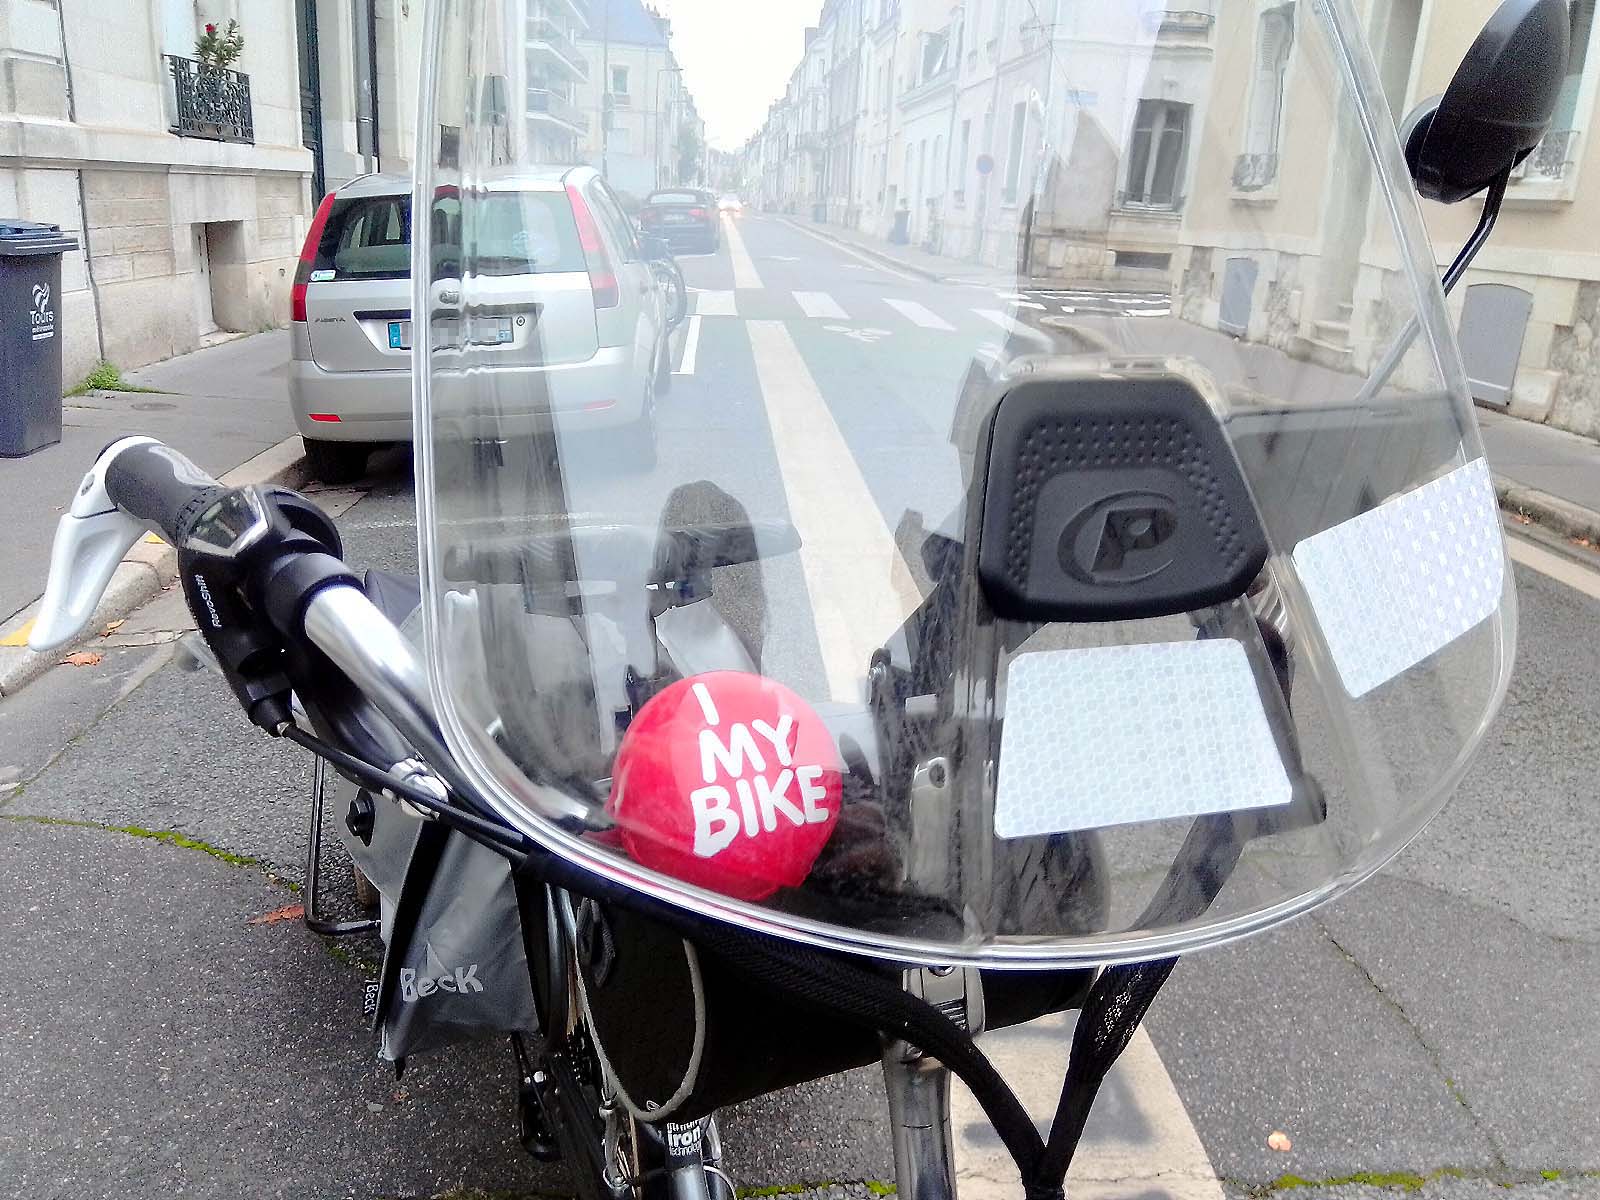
[
  {"left": 1459, "top": 283, "right": 1533, "bottom": 408},
  {"left": 192, "top": 224, "right": 217, "bottom": 338}
]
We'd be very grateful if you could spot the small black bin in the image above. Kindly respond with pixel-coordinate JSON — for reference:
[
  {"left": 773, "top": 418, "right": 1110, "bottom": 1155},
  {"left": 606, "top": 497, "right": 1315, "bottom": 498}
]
[{"left": 0, "top": 220, "right": 79, "bottom": 457}]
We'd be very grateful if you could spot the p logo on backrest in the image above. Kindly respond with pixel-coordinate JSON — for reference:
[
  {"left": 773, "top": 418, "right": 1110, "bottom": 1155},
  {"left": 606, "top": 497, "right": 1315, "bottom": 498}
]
[{"left": 1063, "top": 492, "right": 1179, "bottom": 584}]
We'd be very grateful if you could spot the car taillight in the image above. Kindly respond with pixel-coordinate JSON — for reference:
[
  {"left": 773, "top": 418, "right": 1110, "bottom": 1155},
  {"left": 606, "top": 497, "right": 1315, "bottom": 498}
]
[
  {"left": 689, "top": 207, "right": 707, "bottom": 219},
  {"left": 291, "top": 191, "right": 337, "bottom": 323},
  {"left": 566, "top": 182, "right": 619, "bottom": 309}
]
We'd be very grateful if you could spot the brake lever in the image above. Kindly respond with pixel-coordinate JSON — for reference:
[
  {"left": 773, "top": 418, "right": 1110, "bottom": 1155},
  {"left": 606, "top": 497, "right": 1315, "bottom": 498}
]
[{"left": 31, "top": 436, "right": 162, "bottom": 652}]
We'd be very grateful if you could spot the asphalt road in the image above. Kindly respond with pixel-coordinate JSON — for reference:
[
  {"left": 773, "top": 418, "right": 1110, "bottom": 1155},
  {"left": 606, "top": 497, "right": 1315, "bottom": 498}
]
[{"left": 1, "top": 214, "right": 1596, "bottom": 1199}]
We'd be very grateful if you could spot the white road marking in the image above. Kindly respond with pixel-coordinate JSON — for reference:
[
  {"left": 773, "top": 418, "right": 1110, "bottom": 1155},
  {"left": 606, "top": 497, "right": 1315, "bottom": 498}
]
[
  {"left": 724, "top": 213, "right": 763, "bottom": 288},
  {"left": 745, "top": 320, "right": 922, "bottom": 702},
  {"left": 782, "top": 218, "right": 924, "bottom": 283},
  {"left": 822, "top": 324, "right": 893, "bottom": 344},
  {"left": 955, "top": 1021, "right": 1224, "bottom": 1200},
  {"left": 1505, "top": 529, "right": 1600, "bottom": 602},
  {"left": 694, "top": 290, "right": 737, "bottom": 317},
  {"left": 973, "top": 307, "right": 1053, "bottom": 347},
  {"left": 731, "top": 215, "right": 1219, "bottom": 1190},
  {"left": 883, "top": 298, "right": 955, "bottom": 331},
  {"left": 794, "top": 291, "right": 849, "bottom": 319},
  {"left": 674, "top": 315, "right": 703, "bottom": 376}
]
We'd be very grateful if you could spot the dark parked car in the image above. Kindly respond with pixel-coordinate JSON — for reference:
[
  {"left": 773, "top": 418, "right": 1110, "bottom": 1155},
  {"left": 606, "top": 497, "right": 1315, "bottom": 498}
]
[{"left": 638, "top": 188, "right": 721, "bottom": 254}]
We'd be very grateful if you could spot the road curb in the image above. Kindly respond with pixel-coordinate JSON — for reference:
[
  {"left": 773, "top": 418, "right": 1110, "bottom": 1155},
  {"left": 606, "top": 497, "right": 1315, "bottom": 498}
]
[
  {"left": 778, "top": 215, "right": 952, "bottom": 283},
  {"left": 1494, "top": 473, "right": 1600, "bottom": 548},
  {"left": 0, "top": 435, "right": 307, "bottom": 699}
]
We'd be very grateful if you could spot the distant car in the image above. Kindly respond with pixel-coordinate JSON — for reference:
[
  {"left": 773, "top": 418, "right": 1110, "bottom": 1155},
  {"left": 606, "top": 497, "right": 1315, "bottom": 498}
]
[
  {"left": 718, "top": 194, "right": 743, "bottom": 216},
  {"left": 289, "top": 167, "right": 673, "bottom": 482},
  {"left": 638, "top": 188, "right": 721, "bottom": 255}
]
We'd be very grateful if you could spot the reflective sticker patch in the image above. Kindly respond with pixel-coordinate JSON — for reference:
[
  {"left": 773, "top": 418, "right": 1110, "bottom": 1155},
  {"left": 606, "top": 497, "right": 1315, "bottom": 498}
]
[
  {"left": 995, "top": 640, "right": 1292, "bottom": 839},
  {"left": 1292, "top": 457, "right": 1502, "bottom": 698}
]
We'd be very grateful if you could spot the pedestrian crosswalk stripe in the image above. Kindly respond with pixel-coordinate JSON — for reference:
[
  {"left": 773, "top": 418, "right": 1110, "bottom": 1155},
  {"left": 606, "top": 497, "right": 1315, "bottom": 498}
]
[
  {"left": 793, "top": 291, "right": 849, "bottom": 319},
  {"left": 695, "top": 290, "right": 737, "bottom": 316},
  {"left": 882, "top": 298, "right": 955, "bottom": 331}
]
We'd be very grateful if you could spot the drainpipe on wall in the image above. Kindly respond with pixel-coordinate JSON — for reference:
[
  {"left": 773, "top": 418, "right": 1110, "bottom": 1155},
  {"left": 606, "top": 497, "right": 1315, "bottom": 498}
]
[{"left": 55, "top": 0, "right": 107, "bottom": 365}]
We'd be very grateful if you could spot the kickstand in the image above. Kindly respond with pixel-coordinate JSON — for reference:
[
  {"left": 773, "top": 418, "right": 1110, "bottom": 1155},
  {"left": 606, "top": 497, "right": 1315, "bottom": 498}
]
[{"left": 304, "top": 757, "right": 380, "bottom": 937}]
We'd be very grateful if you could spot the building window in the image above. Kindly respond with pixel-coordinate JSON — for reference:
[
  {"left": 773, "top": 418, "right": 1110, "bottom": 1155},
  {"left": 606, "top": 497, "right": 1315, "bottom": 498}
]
[
  {"left": 611, "top": 65, "right": 630, "bottom": 102},
  {"left": 1517, "top": 0, "right": 1595, "bottom": 184},
  {"left": 1003, "top": 99, "right": 1027, "bottom": 202},
  {"left": 921, "top": 28, "right": 951, "bottom": 82},
  {"left": 1123, "top": 100, "right": 1190, "bottom": 208},
  {"left": 1236, "top": 3, "right": 1295, "bottom": 191}
]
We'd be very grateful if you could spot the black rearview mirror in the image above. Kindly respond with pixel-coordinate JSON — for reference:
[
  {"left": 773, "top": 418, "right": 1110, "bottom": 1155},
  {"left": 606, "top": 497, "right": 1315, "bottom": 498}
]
[{"left": 1401, "top": 0, "right": 1571, "bottom": 204}]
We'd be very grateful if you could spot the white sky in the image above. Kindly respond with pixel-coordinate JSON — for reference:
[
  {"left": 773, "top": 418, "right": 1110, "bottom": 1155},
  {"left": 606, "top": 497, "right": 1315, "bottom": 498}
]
[{"left": 649, "top": 0, "right": 823, "bottom": 149}]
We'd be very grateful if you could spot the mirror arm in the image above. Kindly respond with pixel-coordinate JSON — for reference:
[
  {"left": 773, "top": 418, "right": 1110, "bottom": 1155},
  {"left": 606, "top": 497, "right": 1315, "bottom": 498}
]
[
  {"left": 1351, "top": 162, "right": 1514, "bottom": 408},
  {"left": 1441, "top": 164, "right": 1512, "bottom": 295}
]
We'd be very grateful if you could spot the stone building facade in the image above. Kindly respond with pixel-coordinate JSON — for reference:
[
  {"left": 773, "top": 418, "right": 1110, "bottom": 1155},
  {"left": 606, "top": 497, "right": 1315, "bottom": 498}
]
[{"left": 0, "top": 0, "right": 422, "bottom": 386}]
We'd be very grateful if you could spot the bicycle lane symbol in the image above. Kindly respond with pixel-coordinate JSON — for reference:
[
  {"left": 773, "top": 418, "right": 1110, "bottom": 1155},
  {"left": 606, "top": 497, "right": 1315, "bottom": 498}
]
[{"left": 823, "top": 324, "right": 893, "bottom": 345}]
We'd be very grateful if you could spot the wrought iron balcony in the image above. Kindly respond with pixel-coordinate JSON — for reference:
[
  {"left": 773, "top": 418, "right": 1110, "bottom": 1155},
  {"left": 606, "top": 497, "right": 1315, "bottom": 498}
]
[
  {"left": 527, "top": 17, "right": 589, "bottom": 79},
  {"left": 527, "top": 86, "right": 582, "bottom": 130},
  {"left": 165, "top": 55, "right": 253, "bottom": 144},
  {"left": 1514, "top": 129, "right": 1579, "bottom": 183},
  {"left": 1232, "top": 152, "right": 1280, "bottom": 192},
  {"left": 1115, "top": 188, "right": 1185, "bottom": 211}
]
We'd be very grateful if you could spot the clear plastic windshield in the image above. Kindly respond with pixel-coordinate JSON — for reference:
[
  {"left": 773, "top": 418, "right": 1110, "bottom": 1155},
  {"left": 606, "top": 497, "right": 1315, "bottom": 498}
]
[{"left": 413, "top": 0, "right": 1515, "bottom": 966}]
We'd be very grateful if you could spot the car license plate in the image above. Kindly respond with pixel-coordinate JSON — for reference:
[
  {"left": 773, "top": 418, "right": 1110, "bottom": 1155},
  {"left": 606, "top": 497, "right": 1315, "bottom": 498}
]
[
  {"left": 433, "top": 315, "right": 516, "bottom": 349},
  {"left": 387, "top": 320, "right": 411, "bottom": 350},
  {"left": 664, "top": 212, "right": 691, "bottom": 223}
]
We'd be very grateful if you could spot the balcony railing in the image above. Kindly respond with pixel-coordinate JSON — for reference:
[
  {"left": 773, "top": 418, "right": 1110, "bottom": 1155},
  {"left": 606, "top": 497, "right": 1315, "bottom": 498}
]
[
  {"left": 1513, "top": 129, "right": 1579, "bottom": 184},
  {"left": 1144, "top": 9, "right": 1216, "bottom": 34},
  {"left": 527, "top": 17, "right": 589, "bottom": 79},
  {"left": 166, "top": 55, "right": 253, "bottom": 144},
  {"left": 528, "top": 87, "right": 582, "bottom": 129},
  {"left": 1116, "top": 188, "right": 1184, "bottom": 211},
  {"left": 1232, "top": 152, "right": 1279, "bottom": 191}
]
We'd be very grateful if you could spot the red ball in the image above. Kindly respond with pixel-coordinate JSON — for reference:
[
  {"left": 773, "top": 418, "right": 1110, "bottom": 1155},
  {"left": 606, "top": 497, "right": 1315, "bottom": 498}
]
[{"left": 607, "top": 672, "right": 843, "bottom": 901}]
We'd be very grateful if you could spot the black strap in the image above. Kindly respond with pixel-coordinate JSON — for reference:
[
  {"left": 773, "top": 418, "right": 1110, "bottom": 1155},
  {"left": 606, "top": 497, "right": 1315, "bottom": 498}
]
[
  {"left": 1036, "top": 813, "right": 1245, "bottom": 1190},
  {"left": 516, "top": 803, "right": 1243, "bottom": 1200}
]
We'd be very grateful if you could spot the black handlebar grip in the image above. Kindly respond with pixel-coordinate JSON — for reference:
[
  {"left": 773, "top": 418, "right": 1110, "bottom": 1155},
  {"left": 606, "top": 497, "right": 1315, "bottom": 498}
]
[{"left": 102, "top": 441, "right": 226, "bottom": 547}]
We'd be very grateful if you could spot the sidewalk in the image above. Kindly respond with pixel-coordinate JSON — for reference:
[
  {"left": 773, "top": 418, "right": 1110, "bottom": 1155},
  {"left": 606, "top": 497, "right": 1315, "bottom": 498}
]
[
  {"left": 797, "top": 216, "right": 1600, "bottom": 543},
  {"left": 782, "top": 213, "right": 1018, "bottom": 287},
  {"left": 0, "top": 331, "right": 304, "bottom": 694}
]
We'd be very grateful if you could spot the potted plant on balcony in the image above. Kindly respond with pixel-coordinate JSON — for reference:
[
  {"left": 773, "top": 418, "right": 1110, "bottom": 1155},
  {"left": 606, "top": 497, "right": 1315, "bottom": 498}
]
[{"left": 194, "top": 20, "right": 245, "bottom": 71}]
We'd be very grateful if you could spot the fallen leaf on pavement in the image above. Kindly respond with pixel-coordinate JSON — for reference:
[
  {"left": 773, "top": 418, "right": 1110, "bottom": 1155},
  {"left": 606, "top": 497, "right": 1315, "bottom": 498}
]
[
  {"left": 1267, "top": 1131, "right": 1292, "bottom": 1152},
  {"left": 61, "top": 651, "right": 102, "bottom": 667},
  {"left": 248, "top": 903, "right": 305, "bottom": 926},
  {"left": 100, "top": 619, "right": 126, "bottom": 637}
]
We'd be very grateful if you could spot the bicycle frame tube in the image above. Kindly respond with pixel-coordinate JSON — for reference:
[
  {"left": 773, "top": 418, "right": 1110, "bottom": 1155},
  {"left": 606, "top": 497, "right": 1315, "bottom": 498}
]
[{"left": 881, "top": 1042, "right": 958, "bottom": 1200}]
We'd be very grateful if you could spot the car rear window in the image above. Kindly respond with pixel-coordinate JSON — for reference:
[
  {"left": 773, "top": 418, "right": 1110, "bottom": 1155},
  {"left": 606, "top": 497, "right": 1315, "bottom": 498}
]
[
  {"left": 311, "top": 194, "right": 411, "bottom": 280},
  {"left": 647, "top": 191, "right": 702, "bottom": 206},
  {"left": 311, "top": 189, "right": 586, "bottom": 281}
]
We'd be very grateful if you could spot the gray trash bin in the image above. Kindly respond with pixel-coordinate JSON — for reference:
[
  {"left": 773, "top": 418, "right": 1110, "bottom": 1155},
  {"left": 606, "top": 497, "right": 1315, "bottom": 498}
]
[{"left": 0, "top": 220, "right": 79, "bottom": 457}]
